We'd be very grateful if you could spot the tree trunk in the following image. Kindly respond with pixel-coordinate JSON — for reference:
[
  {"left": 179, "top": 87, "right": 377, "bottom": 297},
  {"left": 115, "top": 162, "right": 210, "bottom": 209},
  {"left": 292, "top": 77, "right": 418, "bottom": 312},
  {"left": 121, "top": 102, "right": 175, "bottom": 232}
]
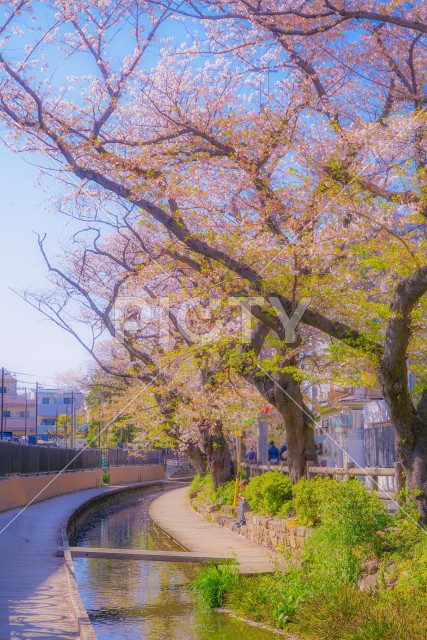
[
  {"left": 184, "top": 441, "right": 208, "bottom": 475},
  {"left": 379, "top": 284, "right": 427, "bottom": 522},
  {"left": 380, "top": 363, "right": 427, "bottom": 522},
  {"left": 198, "top": 418, "right": 235, "bottom": 489},
  {"left": 274, "top": 371, "right": 318, "bottom": 483},
  {"left": 396, "top": 431, "right": 427, "bottom": 522}
]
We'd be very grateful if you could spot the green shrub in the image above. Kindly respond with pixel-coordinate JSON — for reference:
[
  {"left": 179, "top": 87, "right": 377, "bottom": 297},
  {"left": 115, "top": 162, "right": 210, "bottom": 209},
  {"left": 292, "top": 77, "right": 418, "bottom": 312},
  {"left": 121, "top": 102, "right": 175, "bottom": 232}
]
[
  {"left": 214, "top": 480, "right": 236, "bottom": 506},
  {"left": 102, "top": 472, "right": 110, "bottom": 484},
  {"left": 189, "top": 562, "right": 239, "bottom": 608},
  {"left": 293, "top": 476, "right": 389, "bottom": 545},
  {"left": 292, "top": 477, "right": 323, "bottom": 526},
  {"left": 316, "top": 478, "right": 389, "bottom": 547},
  {"left": 189, "top": 473, "right": 205, "bottom": 494},
  {"left": 299, "top": 478, "right": 391, "bottom": 587},
  {"left": 189, "top": 473, "right": 216, "bottom": 505},
  {"left": 277, "top": 499, "right": 293, "bottom": 519},
  {"left": 244, "top": 471, "right": 293, "bottom": 516},
  {"left": 381, "top": 490, "right": 425, "bottom": 555},
  {"left": 303, "top": 524, "right": 363, "bottom": 587}
]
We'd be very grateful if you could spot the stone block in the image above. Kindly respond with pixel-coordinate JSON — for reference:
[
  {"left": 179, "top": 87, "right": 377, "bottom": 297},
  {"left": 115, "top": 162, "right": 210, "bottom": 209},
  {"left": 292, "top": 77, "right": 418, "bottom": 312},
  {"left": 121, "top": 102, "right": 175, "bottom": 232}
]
[
  {"left": 362, "top": 559, "right": 379, "bottom": 575},
  {"left": 206, "top": 504, "right": 220, "bottom": 514},
  {"left": 358, "top": 571, "right": 380, "bottom": 592}
]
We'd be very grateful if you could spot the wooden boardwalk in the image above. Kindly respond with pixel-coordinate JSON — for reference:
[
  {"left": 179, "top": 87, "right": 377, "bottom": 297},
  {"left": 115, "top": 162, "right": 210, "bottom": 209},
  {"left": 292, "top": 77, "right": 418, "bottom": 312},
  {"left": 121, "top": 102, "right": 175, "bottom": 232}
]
[
  {"left": 0, "top": 487, "right": 109, "bottom": 640},
  {"left": 149, "top": 486, "right": 274, "bottom": 574}
]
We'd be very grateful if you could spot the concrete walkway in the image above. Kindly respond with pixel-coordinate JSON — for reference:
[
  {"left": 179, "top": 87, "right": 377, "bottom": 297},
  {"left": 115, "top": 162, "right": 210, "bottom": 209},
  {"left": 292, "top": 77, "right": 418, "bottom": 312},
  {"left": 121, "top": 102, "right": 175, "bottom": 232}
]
[
  {"left": 0, "top": 486, "right": 111, "bottom": 640},
  {"left": 149, "top": 486, "right": 274, "bottom": 574}
]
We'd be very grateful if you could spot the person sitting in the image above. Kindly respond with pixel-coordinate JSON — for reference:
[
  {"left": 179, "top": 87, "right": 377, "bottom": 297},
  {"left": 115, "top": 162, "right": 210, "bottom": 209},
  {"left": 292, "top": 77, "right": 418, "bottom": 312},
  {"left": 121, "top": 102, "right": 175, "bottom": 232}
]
[
  {"left": 268, "top": 440, "right": 280, "bottom": 465},
  {"left": 235, "top": 479, "right": 249, "bottom": 527}
]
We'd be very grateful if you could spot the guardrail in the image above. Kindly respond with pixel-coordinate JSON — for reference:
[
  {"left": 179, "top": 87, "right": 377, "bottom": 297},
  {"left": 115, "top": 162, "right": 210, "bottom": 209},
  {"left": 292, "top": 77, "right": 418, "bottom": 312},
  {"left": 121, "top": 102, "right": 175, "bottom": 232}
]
[
  {"left": 243, "top": 460, "right": 405, "bottom": 495},
  {"left": 0, "top": 441, "right": 166, "bottom": 477}
]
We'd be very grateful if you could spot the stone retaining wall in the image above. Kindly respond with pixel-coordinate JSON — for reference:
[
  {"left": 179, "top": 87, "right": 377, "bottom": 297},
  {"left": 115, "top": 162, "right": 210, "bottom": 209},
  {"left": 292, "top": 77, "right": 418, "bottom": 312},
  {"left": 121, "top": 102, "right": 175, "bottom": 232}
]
[{"left": 192, "top": 501, "right": 311, "bottom": 557}]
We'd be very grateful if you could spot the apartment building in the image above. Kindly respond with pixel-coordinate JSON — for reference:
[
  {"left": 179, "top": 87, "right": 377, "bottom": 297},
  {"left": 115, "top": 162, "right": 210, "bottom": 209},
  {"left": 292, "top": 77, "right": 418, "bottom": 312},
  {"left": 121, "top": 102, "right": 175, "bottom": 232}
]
[
  {"left": 0, "top": 372, "right": 84, "bottom": 439},
  {"left": 0, "top": 373, "right": 36, "bottom": 437},
  {"left": 28, "top": 387, "right": 85, "bottom": 434}
]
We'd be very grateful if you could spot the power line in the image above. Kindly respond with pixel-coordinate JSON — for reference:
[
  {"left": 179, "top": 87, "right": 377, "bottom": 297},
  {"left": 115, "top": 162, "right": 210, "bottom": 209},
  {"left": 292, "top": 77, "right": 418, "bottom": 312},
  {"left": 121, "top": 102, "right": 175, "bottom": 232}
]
[{"left": 10, "top": 370, "right": 59, "bottom": 381}]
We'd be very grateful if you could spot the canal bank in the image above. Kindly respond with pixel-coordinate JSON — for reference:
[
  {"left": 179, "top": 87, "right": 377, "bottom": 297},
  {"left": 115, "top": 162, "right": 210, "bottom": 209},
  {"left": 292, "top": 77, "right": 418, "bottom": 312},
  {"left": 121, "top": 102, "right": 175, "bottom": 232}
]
[
  {"left": 70, "top": 487, "right": 281, "bottom": 639},
  {"left": 0, "top": 480, "right": 172, "bottom": 639},
  {"left": 0, "top": 481, "right": 280, "bottom": 639},
  {"left": 0, "top": 485, "right": 107, "bottom": 639}
]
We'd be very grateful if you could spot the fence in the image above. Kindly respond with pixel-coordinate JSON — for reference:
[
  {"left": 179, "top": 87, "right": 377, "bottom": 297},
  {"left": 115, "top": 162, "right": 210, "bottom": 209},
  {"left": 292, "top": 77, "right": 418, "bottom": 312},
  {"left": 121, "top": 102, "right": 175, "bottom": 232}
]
[
  {"left": 0, "top": 441, "right": 166, "bottom": 477},
  {"left": 103, "top": 447, "right": 165, "bottom": 467},
  {"left": 243, "top": 460, "right": 405, "bottom": 496}
]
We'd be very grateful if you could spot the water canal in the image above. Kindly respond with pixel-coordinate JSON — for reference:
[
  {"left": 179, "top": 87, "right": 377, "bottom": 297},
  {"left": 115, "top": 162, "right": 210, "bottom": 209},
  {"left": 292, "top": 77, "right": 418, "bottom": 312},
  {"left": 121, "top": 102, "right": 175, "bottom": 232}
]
[{"left": 71, "top": 489, "right": 279, "bottom": 639}]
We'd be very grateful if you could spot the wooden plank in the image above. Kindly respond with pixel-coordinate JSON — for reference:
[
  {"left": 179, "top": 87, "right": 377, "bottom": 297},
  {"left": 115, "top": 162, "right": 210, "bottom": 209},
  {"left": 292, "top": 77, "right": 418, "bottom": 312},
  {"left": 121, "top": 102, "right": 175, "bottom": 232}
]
[
  {"left": 66, "top": 546, "right": 233, "bottom": 564},
  {"left": 308, "top": 466, "right": 395, "bottom": 476}
]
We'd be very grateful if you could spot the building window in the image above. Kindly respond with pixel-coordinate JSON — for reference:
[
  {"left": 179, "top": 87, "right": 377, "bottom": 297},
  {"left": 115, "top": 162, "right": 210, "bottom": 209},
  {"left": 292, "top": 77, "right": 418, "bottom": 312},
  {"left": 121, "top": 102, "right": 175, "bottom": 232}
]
[
  {"left": 341, "top": 413, "right": 353, "bottom": 427},
  {"left": 41, "top": 418, "right": 56, "bottom": 426},
  {"left": 42, "top": 397, "right": 50, "bottom": 404},
  {"left": 63, "top": 397, "right": 71, "bottom": 404},
  {"left": 0, "top": 387, "right": 7, "bottom": 393},
  {"left": 2, "top": 411, "right": 11, "bottom": 418}
]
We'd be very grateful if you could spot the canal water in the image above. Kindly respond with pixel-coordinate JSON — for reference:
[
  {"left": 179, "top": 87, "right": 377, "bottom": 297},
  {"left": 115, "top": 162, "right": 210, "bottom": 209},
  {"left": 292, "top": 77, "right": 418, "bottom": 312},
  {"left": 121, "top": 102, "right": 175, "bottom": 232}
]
[{"left": 71, "top": 490, "right": 279, "bottom": 639}]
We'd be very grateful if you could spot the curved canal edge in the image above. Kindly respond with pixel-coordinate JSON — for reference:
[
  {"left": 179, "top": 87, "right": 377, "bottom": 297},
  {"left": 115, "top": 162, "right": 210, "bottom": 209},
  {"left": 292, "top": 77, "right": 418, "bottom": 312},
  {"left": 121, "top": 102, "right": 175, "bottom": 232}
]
[
  {"left": 149, "top": 486, "right": 274, "bottom": 574},
  {"left": 60, "top": 480, "right": 187, "bottom": 639}
]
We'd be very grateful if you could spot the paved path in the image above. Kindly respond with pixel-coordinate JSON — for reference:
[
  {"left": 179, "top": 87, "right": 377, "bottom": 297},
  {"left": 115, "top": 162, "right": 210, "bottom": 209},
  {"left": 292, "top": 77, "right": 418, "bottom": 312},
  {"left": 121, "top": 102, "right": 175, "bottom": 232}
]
[
  {"left": 149, "top": 486, "right": 274, "bottom": 574},
  {"left": 0, "top": 486, "right": 111, "bottom": 640}
]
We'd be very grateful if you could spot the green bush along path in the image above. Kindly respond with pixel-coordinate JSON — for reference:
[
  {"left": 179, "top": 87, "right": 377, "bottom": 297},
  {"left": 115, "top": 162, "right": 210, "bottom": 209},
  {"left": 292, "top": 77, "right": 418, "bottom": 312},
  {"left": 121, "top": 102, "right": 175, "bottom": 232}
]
[{"left": 190, "top": 472, "right": 427, "bottom": 639}]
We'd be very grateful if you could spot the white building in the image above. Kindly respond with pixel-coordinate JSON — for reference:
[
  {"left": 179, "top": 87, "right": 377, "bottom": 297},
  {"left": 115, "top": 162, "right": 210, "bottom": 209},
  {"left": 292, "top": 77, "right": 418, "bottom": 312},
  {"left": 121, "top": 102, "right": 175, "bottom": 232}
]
[{"left": 28, "top": 387, "right": 85, "bottom": 435}]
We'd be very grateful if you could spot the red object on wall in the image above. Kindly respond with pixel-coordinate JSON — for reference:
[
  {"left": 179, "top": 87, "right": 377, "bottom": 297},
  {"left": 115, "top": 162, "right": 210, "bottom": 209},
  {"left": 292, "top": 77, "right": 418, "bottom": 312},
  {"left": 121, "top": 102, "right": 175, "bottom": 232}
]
[{"left": 260, "top": 406, "right": 270, "bottom": 414}]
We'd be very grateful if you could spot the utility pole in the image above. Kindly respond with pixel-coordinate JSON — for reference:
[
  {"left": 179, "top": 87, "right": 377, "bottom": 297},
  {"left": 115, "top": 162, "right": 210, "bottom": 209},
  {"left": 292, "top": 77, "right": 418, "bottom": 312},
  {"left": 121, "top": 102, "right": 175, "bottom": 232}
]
[
  {"left": 1, "top": 367, "right": 4, "bottom": 440},
  {"left": 71, "top": 391, "right": 75, "bottom": 449},
  {"left": 24, "top": 388, "right": 28, "bottom": 441},
  {"left": 65, "top": 404, "right": 69, "bottom": 448},
  {"left": 35, "top": 382, "right": 39, "bottom": 441}
]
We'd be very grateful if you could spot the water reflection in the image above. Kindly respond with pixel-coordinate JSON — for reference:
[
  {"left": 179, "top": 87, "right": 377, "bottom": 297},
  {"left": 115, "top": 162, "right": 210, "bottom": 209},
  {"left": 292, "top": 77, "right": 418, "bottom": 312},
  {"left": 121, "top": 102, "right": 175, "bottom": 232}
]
[{"left": 72, "top": 491, "right": 279, "bottom": 639}]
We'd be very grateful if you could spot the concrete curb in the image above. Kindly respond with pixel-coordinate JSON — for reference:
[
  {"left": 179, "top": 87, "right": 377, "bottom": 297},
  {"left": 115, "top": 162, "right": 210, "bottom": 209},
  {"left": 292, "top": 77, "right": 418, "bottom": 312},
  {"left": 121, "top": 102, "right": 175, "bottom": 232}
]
[{"left": 60, "top": 480, "right": 186, "bottom": 639}]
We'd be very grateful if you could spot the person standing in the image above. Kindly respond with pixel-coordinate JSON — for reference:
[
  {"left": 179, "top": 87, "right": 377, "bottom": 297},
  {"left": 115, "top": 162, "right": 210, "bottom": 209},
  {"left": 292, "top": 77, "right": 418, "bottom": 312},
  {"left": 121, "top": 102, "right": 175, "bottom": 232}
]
[
  {"left": 246, "top": 445, "right": 256, "bottom": 463},
  {"left": 268, "top": 440, "right": 280, "bottom": 464},
  {"left": 279, "top": 442, "right": 288, "bottom": 462}
]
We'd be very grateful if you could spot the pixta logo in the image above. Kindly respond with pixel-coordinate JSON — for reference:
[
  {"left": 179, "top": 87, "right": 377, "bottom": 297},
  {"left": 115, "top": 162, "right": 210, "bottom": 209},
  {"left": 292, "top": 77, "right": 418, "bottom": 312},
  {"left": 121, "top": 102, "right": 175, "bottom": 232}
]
[{"left": 112, "top": 296, "right": 310, "bottom": 347}]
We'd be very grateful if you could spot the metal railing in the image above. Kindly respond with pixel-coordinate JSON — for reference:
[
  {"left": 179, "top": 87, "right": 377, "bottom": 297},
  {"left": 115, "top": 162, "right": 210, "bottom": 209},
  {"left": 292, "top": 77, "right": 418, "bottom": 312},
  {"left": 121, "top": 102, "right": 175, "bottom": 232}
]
[
  {"left": 0, "top": 441, "right": 166, "bottom": 477},
  {"left": 102, "top": 447, "right": 165, "bottom": 467}
]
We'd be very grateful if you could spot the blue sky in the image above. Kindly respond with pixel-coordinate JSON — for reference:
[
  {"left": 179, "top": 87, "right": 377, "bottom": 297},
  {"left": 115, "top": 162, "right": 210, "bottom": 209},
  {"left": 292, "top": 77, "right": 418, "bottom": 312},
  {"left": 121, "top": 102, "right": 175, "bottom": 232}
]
[
  {"left": 0, "top": 5, "right": 196, "bottom": 388},
  {"left": 0, "top": 148, "right": 88, "bottom": 385}
]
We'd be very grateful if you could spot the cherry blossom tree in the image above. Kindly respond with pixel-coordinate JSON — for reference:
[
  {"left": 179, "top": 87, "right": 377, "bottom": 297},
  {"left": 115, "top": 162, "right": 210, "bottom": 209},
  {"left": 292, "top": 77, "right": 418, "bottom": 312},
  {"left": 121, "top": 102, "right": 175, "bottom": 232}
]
[{"left": 1, "top": 2, "right": 427, "bottom": 514}]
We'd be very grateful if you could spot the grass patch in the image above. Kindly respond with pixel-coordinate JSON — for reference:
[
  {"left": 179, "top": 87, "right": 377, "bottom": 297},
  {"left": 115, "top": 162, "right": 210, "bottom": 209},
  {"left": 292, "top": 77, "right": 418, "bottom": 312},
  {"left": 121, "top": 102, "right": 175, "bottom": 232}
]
[
  {"left": 225, "top": 565, "right": 311, "bottom": 628},
  {"left": 189, "top": 561, "right": 239, "bottom": 608}
]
